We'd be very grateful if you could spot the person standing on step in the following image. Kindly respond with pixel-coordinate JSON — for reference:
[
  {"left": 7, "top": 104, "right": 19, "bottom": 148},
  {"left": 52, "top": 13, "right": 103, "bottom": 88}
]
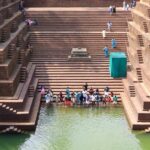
[
  {"left": 126, "top": 3, "right": 130, "bottom": 11},
  {"left": 102, "top": 29, "right": 106, "bottom": 39},
  {"left": 107, "top": 21, "right": 112, "bottom": 31},
  {"left": 104, "top": 86, "right": 110, "bottom": 92},
  {"left": 48, "top": 88, "right": 53, "bottom": 102},
  {"left": 108, "top": 5, "right": 113, "bottom": 15},
  {"left": 80, "top": 92, "right": 84, "bottom": 105},
  {"left": 19, "top": 0, "right": 24, "bottom": 12},
  {"left": 123, "top": 0, "right": 126, "bottom": 10},
  {"left": 65, "top": 87, "right": 71, "bottom": 101},
  {"left": 89, "top": 87, "right": 94, "bottom": 95},
  {"left": 45, "top": 89, "right": 53, "bottom": 104},
  {"left": 111, "top": 38, "right": 117, "bottom": 48},
  {"left": 71, "top": 92, "right": 75, "bottom": 104},
  {"left": 58, "top": 91, "right": 64, "bottom": 102},
  {"left": 103, "top": 46, "right": 109, "bottom": 57},
  {"left": 132, "top": 0, "right": 136, "bottom": 8},
  {"left": 112, "top": 5, "right": 116, "bottom": 14},
  {"left": 83, "top": 82, "right": 88, "bottom": 91}
]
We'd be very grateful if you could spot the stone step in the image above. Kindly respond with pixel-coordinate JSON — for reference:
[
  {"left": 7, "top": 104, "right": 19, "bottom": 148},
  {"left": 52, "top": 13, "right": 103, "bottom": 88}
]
[
  {"left": 38, "top": 85, "right": 123, "bottom": 90},
  {"left": 39, "top": 79, "right": 122, "bottom": 83},
  {"left": 39, "top": 82, "right": 123, "bottom": 86},
  {"left": 121, "top": 92, "right": 150, "bottom": 130},
  {"left": 0, "top": 93, "right": 41, "bottom": 130},
  {"left": 38, "top": 88, "right": 123, "bottom": 94}
]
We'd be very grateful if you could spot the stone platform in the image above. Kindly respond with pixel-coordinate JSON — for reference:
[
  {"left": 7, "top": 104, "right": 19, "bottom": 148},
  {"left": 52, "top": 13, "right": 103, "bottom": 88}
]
[{"left": 68, "top": 48, "right": 91, "bottom": 61}]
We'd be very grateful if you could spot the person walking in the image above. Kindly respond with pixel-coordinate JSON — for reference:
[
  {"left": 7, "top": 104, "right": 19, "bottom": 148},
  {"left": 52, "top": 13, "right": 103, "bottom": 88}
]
[
  {"left": 107, "top": 21, "right": 112, "bottom": 31},
  {"left": 103, "top": 46, "right": 109, "bottom": 57},
  {"left": 102, "top": 29, "right": 106, "bottom": 39},
  {"left": 111, "top": 38, "right": 117, "bottom": 48}
]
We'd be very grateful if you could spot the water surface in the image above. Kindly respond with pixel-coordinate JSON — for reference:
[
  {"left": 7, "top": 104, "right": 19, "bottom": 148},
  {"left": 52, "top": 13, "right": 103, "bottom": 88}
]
[{"left": 0, "top": 105, "right": 150, "bottom": 150}]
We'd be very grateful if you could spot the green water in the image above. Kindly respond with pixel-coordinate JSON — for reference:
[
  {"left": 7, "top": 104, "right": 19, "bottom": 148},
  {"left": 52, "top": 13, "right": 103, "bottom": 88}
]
[{"left": 0, "top": 105, "right": 150, "bottom": 150}]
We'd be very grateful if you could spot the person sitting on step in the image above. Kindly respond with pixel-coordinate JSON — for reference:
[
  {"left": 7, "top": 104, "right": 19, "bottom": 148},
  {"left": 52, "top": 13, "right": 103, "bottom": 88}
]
[
  {"left": 104, "top": 86, "right": 110, "bottom": 97},
  {"left": 113, "top": 95, "right": 118, "bottom": 104}
]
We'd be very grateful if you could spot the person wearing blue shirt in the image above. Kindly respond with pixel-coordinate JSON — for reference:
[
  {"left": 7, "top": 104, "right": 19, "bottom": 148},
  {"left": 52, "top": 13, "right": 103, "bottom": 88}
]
[
  {"left": 65, "top": 87, "right": 71, "bottom": 100},
  {"left": 103, "top": 46, "right": 109, "bottom": 57},
  {"left": 111, "top": 38, "right": 117, "bottom": 48}
]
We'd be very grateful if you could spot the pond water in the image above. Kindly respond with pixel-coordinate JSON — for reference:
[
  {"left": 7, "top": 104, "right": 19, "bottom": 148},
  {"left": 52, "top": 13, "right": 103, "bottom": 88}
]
[{"left": 0, "top": 105, "right": 150, "bottom": 150}]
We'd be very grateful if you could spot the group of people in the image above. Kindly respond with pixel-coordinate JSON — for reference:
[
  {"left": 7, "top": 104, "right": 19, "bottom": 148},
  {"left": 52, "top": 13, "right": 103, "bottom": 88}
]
[
  {"left": 41, "top": 87, "right": 54, "bottom": 104},
  {"left": 104, "top": 0, "right": 137, "bottom": 37},
  {"left": 40, "top": 83, "right": 118, "bottom": 106},
  {"left": 123, "top": 0, "right": 136, "bottom": 11},
  {"left": 101, "top": 21, "right": 112, "bottom": 42},
  {"left": 108, "top": 0, "right": 136, "bottom": 15},
  {"left": 101, "top": 21, "right": 112, "bottom": 38},
  {"left": 103, "top": 39, "right": 117, "bottom": 57}
]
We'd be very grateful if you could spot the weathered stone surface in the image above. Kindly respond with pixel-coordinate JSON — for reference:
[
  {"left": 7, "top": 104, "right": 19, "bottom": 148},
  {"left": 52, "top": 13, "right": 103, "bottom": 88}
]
[
  {"left": 68, "top": 48, "right": 91, "bottom": 61},
  {"left": 25, "top": 0, "right": 137, "bottom": 7},
  {"left": 0, "top": 67, "right": 20, "bottom": 96}
]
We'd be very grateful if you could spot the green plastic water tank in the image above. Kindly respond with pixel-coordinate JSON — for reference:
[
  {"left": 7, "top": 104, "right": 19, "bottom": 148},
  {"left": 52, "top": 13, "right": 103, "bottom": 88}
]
[{"left": 109, "top": 52, "right": 127, "bottom": 78}]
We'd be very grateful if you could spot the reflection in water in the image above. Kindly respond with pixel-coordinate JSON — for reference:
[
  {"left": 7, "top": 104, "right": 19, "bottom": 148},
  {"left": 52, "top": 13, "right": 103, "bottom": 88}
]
[
  {"left": 0, "top": 134, "right": 29, "bottom": 150},
  {"left": 0, "top": 106, "right": 149, "bottom": 150}
]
